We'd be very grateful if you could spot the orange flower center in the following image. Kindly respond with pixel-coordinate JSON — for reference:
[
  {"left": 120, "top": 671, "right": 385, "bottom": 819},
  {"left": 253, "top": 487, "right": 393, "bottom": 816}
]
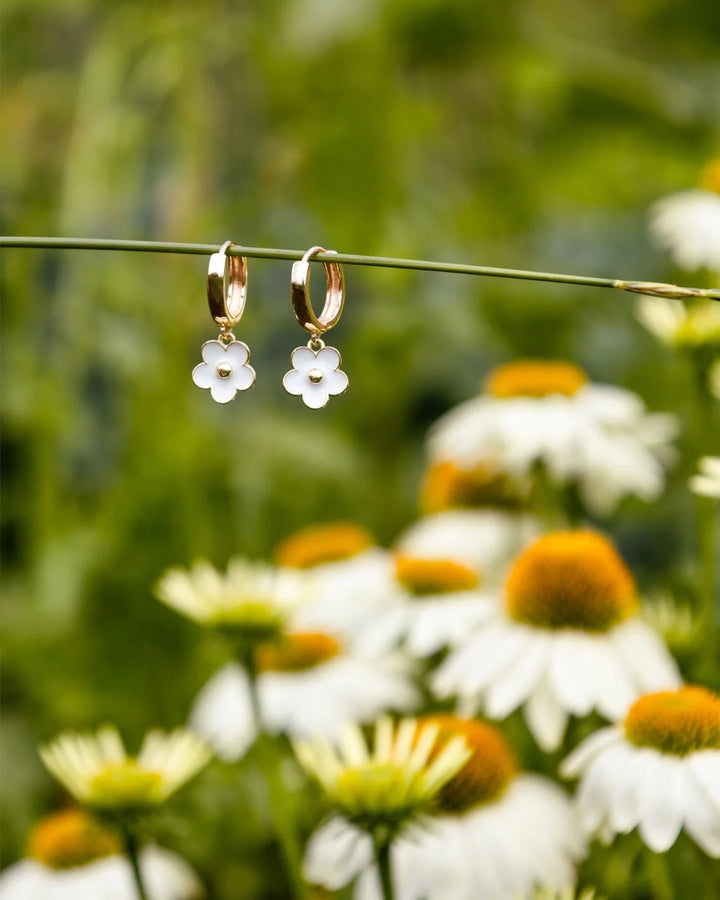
[
  {"left": 423, "top": 715, "right": 517, "bottom": 813},
  {"left": 625, "top": 687, "right": 720, "bottom": 755},
  {"left": 420, "top": 460, "right": 522, "bottom": 513},
  {"left": 394, "top": 554, "right": 480, "bottom": 596},
  {"left": 700, "top": 158, "right": 720, "bottom": 195},
  {"left": 28, "top": 809, "right": 119, "bottom": 869},
  {"left": 485, "top": 360, "right": 588, "bottom": 398},
  {"left": 274, "top": 522, "right": 374, "bottom": 569},
  {"left": 506, "top": 531, "right": 638, "bottom": 631},
  {"left": 255, "top": 632, "right": 341, "bottom": 672}
]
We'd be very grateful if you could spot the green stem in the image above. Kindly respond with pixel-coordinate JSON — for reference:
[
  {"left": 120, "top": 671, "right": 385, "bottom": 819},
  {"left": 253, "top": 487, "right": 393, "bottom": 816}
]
[
  {"left": 121, "top": 829, "right": 150, "bottom": 900},
  {"left": 0, "top": 236, "right": 717, "bottom": 298},
  {"left": 243, "top": 651, "right": 264, "bottom": 735},
  {"left": 643, "top": 846, "right": 674, "bottom": 900},
  {"left": 698, "top": 497, "right": 718, "bottom": 675},
  {"left": 372, "top": 833, "right": 395, "bottom": 900}
]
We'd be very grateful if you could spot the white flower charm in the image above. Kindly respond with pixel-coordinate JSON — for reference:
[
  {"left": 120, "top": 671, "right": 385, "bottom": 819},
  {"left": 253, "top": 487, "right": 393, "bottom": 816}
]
[
  {"left": 283, "top": 344, "right": 348, "bottom": 409},
  {"left": 192, "top": 339, "right": 256, "bottom": 404}
]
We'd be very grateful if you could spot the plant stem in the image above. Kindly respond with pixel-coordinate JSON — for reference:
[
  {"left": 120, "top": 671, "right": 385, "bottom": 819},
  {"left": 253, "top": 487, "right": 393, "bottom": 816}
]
[
  {"left": 698, "top": 496, "right": 718, "bottom": 675},
  {"left": 372, "top": 832, "right": 395, "bottom": 900},
  {"left": 243, "top": 650, "right": 264, "bottom": 734},
  {"left": 1, "top": 235, "right": 717, "bottom": 298},
  {"left": 121, "top": 828, "right": 150, "bottom": 900},
  {"left": 643, "top": 846, "right": 673, "bottom": 900}
]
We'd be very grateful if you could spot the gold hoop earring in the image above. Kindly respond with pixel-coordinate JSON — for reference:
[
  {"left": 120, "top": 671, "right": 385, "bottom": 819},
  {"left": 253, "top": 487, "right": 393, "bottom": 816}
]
[
  {"left": 283, "top": 245, "right": 348, "bottom": 409},
  {"left": 192, "top": 241, "right": 256, "bottom": 404}
]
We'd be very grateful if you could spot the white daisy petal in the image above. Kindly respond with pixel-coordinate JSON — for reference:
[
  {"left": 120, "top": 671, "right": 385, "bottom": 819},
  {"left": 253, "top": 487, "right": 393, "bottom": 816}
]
[
  {"left": 283, "top": 369, "right": 307, "bottom": 396},
  {"left": 209, "top": 379, "right": 237, "bottom": 404},
  {"left": 637, "top": 755, "right": 687, "bottom": 852},
  {"left": 200, "top": 340, "right": 226, "bottom": 365},
  {"left": 191, "top": 363, "right": 215, "bottom": 389},
  {"left": 524, "top": 679, "right": 568, "bottom": 752},
  {"left": 290, "top": 347, "right": 317, "bottom": 374}
]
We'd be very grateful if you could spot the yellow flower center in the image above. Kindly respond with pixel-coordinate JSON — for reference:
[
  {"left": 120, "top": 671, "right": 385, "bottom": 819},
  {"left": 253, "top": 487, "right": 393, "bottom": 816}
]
[
  {"left": 255, "top": 632, "right": 341, "bottom": 672},
  {"left": 700, "top": 158, "right": 720, "bottom": 194},
  {"left": 274, "top": 522, "right": 374, "bottom": 569},
  {"left": 485, "top": 360, "right": 588, "bottom": 398},
  {"left": 28, "top": 809, "right": 119, "bottom": 869},
  {"left": 89, "top": 762, "right": 163, "bottom": 807},
  {"left": 394, "top": 554, "right": 480, "bottom": 596},
  {"left": 625, "top": 687, "right": 720, "bottom": 755},
  {"left": 423, "top": 715, "right": 517, "bottom": 813},
  {"left": 420, "top": 460, "right": 522, "bottom": 513},
  {"left": 506, "top": 531, "right": 638, "bottom": 631}
]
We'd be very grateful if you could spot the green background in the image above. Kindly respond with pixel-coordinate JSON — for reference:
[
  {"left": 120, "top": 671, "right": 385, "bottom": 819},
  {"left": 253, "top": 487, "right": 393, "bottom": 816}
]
[{"left": 2, "top": 0, "right": 719, "bottom": 896}]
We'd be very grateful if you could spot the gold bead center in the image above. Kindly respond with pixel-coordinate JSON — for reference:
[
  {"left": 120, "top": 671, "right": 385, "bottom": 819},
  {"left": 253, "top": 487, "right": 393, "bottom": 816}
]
[
  {"left": 308, "top": 368, "right": 324, "bottom": 384},
  {"left": 216, "top": 361, "right": 233, "bottom": 378}
]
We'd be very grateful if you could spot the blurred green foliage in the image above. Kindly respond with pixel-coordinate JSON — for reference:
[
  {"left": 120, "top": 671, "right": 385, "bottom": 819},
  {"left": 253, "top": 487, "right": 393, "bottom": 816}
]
[{"left": 1, "top": 0, "right": 719, "bottom": 896}]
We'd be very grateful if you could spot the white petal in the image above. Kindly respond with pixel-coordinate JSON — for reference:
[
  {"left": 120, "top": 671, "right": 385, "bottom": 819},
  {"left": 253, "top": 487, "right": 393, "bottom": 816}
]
[
  {"left": 684, "top": 762, "right": 720, "bottom": 858},
  {"left": 283, "top": 369, "right": 307, "bottom": 396},
  {"left": 315, "top": 346, "right": 342, "bottom": 373},
  {"left": 303, "top": 817, "right": 372, "bottom": 889},
  {"left": 523, "top": 678, "right": 568, "bottom": 751},
  {"left": 324, "top": 368, "right": 348, "bottom": 396},
  {"left": 548, "top": 632, "right": 599, "bottom": 716},
  {"left": 484, "top": 636, "right": 550, "bottom": 718},
  {"left": 200, "top": 340, "right": 226, "bottom": 365},
  {"left": 560, "top": 726, "right": 621, "bottom": 778},
  {"left": 189, "top": 664, "right": 256, "bottom": 761},
  {"left": 689, "top": 752, "right": 720, "bottom": 813},
  {"left": 225, "top": 341, "right": 250, "bottom": 366},
  {"left": 230, "top": 363, "right": 255, "bottom": 392},
  {"left": 209, "top": 379, "right": 237, "bottom": 404},
  {"left": 637, "top": 755, "right": 687, "bottom": 852},
  {"left": 192, "top": 362, "right": 215, "bottom": 389},
  {"left": 289, "top": 346, "right": 317, "bottom": 374},
  {"left": 575, "top": 742, "right": 628, "bottom": 833},
  {"left": 301, "top": 383, "right": 331, "bottom": 409}
]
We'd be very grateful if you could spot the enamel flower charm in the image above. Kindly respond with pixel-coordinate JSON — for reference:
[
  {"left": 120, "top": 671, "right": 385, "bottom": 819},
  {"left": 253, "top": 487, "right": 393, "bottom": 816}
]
[
  {"left": 192, "top": 339, "right": 256, "bottom": 404},
  {"left": 283, "top": 343, "right": 348, "bottom": 409}
]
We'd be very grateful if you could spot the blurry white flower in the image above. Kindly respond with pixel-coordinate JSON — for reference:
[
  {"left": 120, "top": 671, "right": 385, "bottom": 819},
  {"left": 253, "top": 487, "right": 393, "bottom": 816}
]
[
  {"left": 635, "top": 297, "right": 720, "bottom": 348},
  {"left": 429, "top": 361, "right": 677, "bottom": 517},
  {"left": 155, "top": 559, "right": 306, "bottom": 637},
  {"left": 689, "top": 456, "right": 720, "bottom": 499},
  {"left": 296, "top": 716, "right": 470, "bottom": 834},
  {"left": 396, "top": 509, "right": 539, "bottom": 587},
  {"left": 641, "top": 595, "right": 701, "bottom": 654},
  {"left": 352, "top": 554, "right": 496, "bottom": 658},
  {"left": 40, "top": 727, "right": 211, "bottom": 810},
  {"left": 275, "top": 522, "right": 395, "bottom": 642},
  {"left": 0, "top": 809, "right": 200, "bottom": 900},
  {"left": 530, "top": 889, "right": 602, "bottom": 900},
  {"left": 192, "top": 340, "right": 255, "bottom": 404},
  {"left": 562, "top": 686, "right": 720, "bottom": 857},
  {"left": 433, "top": 532, "right": 680, "bottom": 751},
  {"left": 190, "top": 632, "right": 418, "bottom": 761},
  {"left": 283, "top": 345, "right": 348, "bottom": 409},
  {"left": 650, "top": 159, "right": 720, "bottom": 271},
  {"left": 304, "top": 716, "right": 585, "bottom": 900}
]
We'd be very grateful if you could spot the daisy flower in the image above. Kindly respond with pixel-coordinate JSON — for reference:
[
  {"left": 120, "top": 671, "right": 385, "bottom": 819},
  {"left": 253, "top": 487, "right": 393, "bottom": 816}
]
[
  {"left": 39, "top": 726, "right": 211, "bottom": 811},
  {"left": 0, "top": 809, "right": 202, "bottom": 899},
  {"left": 649, "top": 158, "right": 720, "bottom": 271},
  {"left": 561, "top": 686, "right": 720, "bottom": 857},
  {"left": 419, "top": 458, "right": 531, "bottom": 514},
  {"left": 433, "top": 531, "right": 681, "bottom": 751},
  {"left": 275, "top": 522, "right": 395, "bottom": 642},
  {"left": 189, "top": 631, "right": 418, "bottom": 762},
  {"left": 303, "top": 715, "right": 586, "bottom": 899},
  {"left": 352, "top": 554, "right": 496, "bottom": 658},
  {"left": 635, "top": 297, "right": 720, "bottom": 348},
  {"left": 428, "top": 360, "right": 677, "bottom": 516},
  {"left": 295, "top": 716, "right": 471, "bottom": 836},
  {"left": 155, "top": 558, "right": 307, "bottom": 644},
  {"left": 689, "top": 456, "right": 720, "bottom": 499}
]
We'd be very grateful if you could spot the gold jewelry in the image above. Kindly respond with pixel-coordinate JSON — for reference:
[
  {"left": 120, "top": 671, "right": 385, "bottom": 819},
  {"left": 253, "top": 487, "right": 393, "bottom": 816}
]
[
  {"left": 283, "top": 246, "right": 348, "bottom": 409},
  {"left": 192, "top": 241, "right": 256, "bottom": 404}
]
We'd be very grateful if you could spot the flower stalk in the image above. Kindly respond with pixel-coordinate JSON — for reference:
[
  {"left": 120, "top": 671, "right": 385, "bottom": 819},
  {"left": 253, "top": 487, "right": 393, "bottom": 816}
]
[
  {"left": 120, "top": 827, "right": 150, "bottom": 900},
  {"left": 372, "top": 830, "right": 395, "bottom": 900}
]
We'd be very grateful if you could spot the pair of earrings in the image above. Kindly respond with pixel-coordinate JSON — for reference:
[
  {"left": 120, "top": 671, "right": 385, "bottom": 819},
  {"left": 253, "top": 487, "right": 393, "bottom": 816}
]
[{"left": 192, "top": 241, "right": 349, "bottom": 409}]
